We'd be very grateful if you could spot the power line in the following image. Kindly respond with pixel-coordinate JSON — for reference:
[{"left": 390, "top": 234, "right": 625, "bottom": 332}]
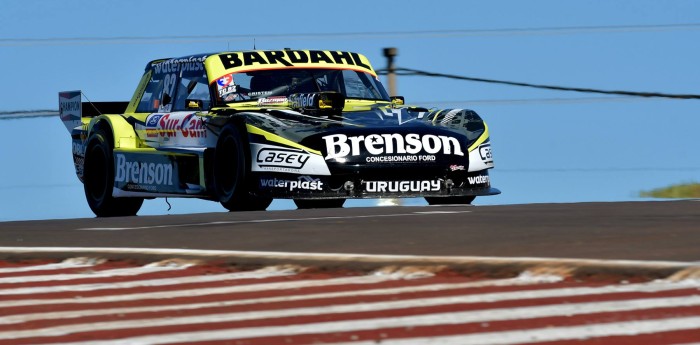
[
  {"left": 0, "top": 94, "right": 689, "bottom": 120},
  {"left": 411, "top": 96, "right": 661, "bottom": 106},
  {"left": 2, "top": 23, "right": 699, "bottom": 46},
  {"left": 384, "top": 67, "right": 700, "bottom": 100},
  {"left": 0, "top": 110, "right": 58, "bottom": 120}
]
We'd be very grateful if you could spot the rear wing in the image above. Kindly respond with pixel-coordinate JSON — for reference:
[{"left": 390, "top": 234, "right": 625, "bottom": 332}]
[{"left": 59, "top": 90, "right": 129, "bottom": 133}]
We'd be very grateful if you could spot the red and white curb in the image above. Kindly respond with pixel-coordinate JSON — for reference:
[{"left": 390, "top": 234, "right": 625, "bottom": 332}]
[{"left": 0, "top": 247, "right": 699, "bottom": 344}]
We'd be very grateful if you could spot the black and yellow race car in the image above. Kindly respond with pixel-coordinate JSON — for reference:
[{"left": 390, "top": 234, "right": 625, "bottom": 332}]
[{"left": 59, "top": 49, "right": 499, "bottom": 217}]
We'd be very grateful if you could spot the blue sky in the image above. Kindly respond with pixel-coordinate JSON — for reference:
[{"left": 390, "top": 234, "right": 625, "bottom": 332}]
[{"left": 1, "top": 0, "right": 699, "bottom": 221}]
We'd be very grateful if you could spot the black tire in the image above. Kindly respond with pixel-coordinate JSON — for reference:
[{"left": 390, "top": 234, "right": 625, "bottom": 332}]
[
  {"left": 213, "top": 124, "right": 272, "bottom": 211},
  {"left": 293, "top": 199, "right": 346, "bottom": 209},
  {"left": 83, "top": 129, "right": 144, "bottom": 217},
  {"left": 425, "top": 196, "right": 476, "bottom": 205}
]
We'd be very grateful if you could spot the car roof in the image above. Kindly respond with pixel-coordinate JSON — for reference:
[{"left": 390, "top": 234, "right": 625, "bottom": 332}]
[{"left": 145, "top": 50, "right": 375, "bottom": 76}]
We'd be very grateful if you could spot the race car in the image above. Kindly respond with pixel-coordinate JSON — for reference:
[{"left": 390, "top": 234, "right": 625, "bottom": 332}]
[{"left": 59, "top": 49, "right": 499, "bottom": 217}]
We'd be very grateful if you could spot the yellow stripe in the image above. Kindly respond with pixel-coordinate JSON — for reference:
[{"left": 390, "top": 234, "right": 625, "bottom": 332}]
[
  {"left": 467, "top": 122, "right": 490, "bottom": 152},
  {"left": 245, "top": 124, "right": 322, "bottom": 156},
  {"left": 431, "top": 109, "right": 444, "bottom": 125}
]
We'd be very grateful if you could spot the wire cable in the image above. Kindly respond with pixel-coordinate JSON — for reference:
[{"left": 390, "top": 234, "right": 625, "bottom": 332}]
[
  {"left": 0, "top": 110, "right": 58, "bottom": 120},
  {"left": 2, "top": 22, "right": 699, "bottom": 46},
  {"left": 381, "top": 67, "right": 700, "bottom": 100}
]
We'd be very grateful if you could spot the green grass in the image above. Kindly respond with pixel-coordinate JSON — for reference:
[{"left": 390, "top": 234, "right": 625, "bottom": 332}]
[{"left": 640, "top": 182, "right": 700, "bottom": 199}]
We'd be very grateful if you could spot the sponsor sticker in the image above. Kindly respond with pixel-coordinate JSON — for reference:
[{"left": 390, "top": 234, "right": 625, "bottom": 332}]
[
  {"left": 365, "top": 180, "right": 441, "bottom": 193},
  {"left": 217, "top": 73, "right": 234, "bottom": 88},
  {"left": 323, "top": 133, "right": 464, "bottom": 161},
  {"left": 152, "top": 55, "right": 207, "bottom": 75},
  {"left": 114, "top": 153, "right": 174, "bottom": 192},
  {"left": 145, "top": 114, "right": 163, "bottom": 137},
  {"left": 479, "top": 144, "right": 493, "bottom": 163},
  {"left": 72, "top": 141, "right": 86, "bottom": 178},
  {"left": 258, "top": 96, "right": 288, "bottom": 106},
  {"left": 259, "top": 176, "right": 323, "bottom": 191},
  {"left": 216, "top": 73, "right": 238, "bottom": 98},
  {"left": 58, "top": 90, "right": 82, "bottom": 132},
  {"left": 289, "top": 93, "right": 316, "bottom": 109},
  {"left": 256, "top": 147, "right": 310, "bottom": 170},
  {"left": 218, "top": 85, "right": 238, "bottom": 97},
  {"left": 467, "top": 142, "right": 495, "bottom": 172},
  {"left": 145, "top": 113, "right": 206, "bottom": 139},
  {"left": 218, "top": 50, "right": 372, "bottom": 71},
  {"left": 251, "top": 143, "right": 331, "bottom": 175},
  {"left": 467, "top": 174, "right": 490, "bottom": 185}
]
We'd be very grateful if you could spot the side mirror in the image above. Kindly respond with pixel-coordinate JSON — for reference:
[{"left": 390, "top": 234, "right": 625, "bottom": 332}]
[
  {"left": 391, "top": 96, "right": 405, "bottom": 106},
  {"left": 186, "top": 99, "right": 203, "bottom": 110},
  {"left": 162, "top": 93, "right": 172, "bottom": 106}
]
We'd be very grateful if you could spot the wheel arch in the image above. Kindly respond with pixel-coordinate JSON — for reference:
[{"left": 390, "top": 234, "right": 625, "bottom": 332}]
[
  {"left": 210, "top": 117, "right": 273, "bottom": 211},
  {"left": 212, "top": 116, "right": 253, "bottom": 166},
  {"left": 83, "top": 116, "right": 144, "bottom": 217},
  {"left": 88, "top": 115, "right": 139, "bottom": 150}
]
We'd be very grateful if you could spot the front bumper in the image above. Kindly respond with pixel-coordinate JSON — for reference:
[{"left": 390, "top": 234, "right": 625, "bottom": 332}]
[{"left": 252, "top": 169, "right": 499, "bottom": 199}]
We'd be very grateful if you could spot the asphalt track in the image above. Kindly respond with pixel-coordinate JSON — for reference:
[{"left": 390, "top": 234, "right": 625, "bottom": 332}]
[
  {"left": 1, "top": 200, "right": 699, "bottom": 262},
  {"left": 2, "top": 200, "right": 700, "bottom": 343}
]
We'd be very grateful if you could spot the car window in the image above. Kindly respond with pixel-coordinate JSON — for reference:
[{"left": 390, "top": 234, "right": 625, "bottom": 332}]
[
  {"left": 137, "top": 60, "right": 202, "bottom": 113},
  {"left": 342, "top": 70, "right": 387, "bottom": 100},
  {"left": 215, "top": 68, "right": 390, "bottom": 104},
  {"left": 174, "top": 69, "right": 211, "bottom": 111},
  {"left": 136, "top": 72, "right": 166, "bottom": 113}
]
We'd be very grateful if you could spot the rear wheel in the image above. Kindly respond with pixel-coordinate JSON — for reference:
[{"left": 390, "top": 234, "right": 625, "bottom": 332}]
[
  {"left": 213, "top": 124, "right": 272, "bottom": 211},
  {"left": 424, "top": 196, "right": 476, "bottom": 205},
  {"left": 293, "top": 199, "right": 346, "bottom": 209},
  {"left": 83, "top": 129, "right": 143, "bottom": 217}
]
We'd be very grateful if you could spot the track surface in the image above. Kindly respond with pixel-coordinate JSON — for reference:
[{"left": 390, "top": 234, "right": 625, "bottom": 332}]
[
  {"left": 2, "top": 259, "right": 700, "bottom": 344},
  {"left": 2, "top": 201, "right": 700, "bottom": 343},
  {"left": 2, "top": 201, "right": 700, "bottom": 261}
]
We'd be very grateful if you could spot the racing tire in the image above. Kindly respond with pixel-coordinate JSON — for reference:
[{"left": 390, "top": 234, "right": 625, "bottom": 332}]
[
  {"left": 213, "top": 124, "right": 273, "bottom": 212},
  {"left": 293, "top": 199, "right": 346, "bottom": 209},
  {"left": 424, "top": 196, "right": 476, "bottom": 205},
  {"left": 83, "top": 129, "right": 144, "bottom": 217}
]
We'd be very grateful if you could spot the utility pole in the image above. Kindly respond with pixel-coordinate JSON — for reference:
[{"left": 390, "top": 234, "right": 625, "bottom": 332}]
[
  {"left": 383, "top": 47, "right": 398, "bottom": 96},
  {"left": 380, "top": 47, "right": 401, "bottom": 207}
]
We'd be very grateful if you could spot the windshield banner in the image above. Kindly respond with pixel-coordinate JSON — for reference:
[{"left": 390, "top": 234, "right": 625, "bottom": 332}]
[{"left": 206, "top": 50, "right": 376, "bottom": 83}]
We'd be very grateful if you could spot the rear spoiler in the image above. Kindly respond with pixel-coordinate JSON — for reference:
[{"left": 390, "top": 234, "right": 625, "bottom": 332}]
[{"left": 59, "top": 90, "right": 129, "bottom": 133}]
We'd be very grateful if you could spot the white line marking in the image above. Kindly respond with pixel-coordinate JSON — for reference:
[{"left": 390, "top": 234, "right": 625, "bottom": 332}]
[
  {"left": 75, "top": 212, "right": 472, "bottom": 231},
  {"left": 0, "top": 262, "right": 95, "bottom": 275},
  {"left": 0, "top": 275, "right": 396, "bottom": 308},
  {"left": 0, "top": 265, "right": 192, "bottom": 285},
  {"left": 329, "top": 317, "right": 700, "bottom": 345},
  {"left": 0, "top": 247, "right": 691, "bottom": 270},
  {"left": 14, "top": 295, "right": 700, "bottom": 343},
  {"left": 0, "top": 269, "right": 295, "bottom": 295},
  {"left": 0, "top": 276, "right": 551, "bottom": 325}
]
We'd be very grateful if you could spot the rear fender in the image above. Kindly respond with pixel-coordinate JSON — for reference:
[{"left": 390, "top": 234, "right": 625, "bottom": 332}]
[
  {"left": 88, "top": 115, "right": 139, "bottom": 150},
  {"left": 69, "top": 115, "right": 139, "bottom": 183}
]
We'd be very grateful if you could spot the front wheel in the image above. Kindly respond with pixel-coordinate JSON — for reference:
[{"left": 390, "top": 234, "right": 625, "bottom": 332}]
[
  {"left": 213, "top": 124, "right": 272, "bottom": 211},
  {"left": 294, "top": 199, "right": 346, "bottom": 209},
  {"left": 424, "top": 196, "right": 476, "bottom": 205},
  {"left": 83, "top": 129, "right": 143, "bottom": 217}
]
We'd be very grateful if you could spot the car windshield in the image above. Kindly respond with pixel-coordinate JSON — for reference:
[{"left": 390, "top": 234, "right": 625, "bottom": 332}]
[{"left": 214, "top": 68, "right": 390, "bottom": 103}]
